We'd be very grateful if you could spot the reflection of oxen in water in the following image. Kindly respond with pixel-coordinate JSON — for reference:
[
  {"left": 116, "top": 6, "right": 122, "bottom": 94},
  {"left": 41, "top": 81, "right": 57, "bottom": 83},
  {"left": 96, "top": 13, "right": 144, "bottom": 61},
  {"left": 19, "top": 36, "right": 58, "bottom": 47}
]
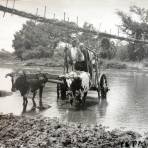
[{"left": 98, "top": 99, "right": 108, "bottom": 117}]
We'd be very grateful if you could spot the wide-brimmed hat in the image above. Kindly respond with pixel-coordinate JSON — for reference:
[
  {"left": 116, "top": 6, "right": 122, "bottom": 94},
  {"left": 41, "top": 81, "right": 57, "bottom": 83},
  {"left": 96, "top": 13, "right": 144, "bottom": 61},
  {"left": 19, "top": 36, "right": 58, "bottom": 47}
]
[{"left": 72, "top": 38, "right": 79, "bottom": 44}]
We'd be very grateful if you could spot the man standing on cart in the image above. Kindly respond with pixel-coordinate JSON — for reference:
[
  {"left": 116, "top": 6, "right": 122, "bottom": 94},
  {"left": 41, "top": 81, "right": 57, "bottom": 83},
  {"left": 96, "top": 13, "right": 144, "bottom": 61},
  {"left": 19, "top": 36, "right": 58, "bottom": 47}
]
[{"left": 71, "top": 39, "right": 92, "bottom": 78}]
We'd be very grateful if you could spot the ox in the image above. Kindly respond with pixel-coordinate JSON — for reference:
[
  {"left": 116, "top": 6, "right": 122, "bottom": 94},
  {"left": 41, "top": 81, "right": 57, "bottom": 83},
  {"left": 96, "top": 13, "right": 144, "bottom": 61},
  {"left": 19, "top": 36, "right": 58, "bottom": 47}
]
[
  {"left": 57, "top": 71, "right": 90, "bottom": 105},
  {"left": 5, "top": 72, "right": 48, "bottom": 113}
]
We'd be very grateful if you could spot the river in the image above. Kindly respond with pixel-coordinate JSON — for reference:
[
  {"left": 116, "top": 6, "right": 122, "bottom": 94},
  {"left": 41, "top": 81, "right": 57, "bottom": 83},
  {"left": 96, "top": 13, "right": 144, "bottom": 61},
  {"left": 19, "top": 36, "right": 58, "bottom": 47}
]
[{"left": 0, "top": 66, "right": 148, "bottom": 133}]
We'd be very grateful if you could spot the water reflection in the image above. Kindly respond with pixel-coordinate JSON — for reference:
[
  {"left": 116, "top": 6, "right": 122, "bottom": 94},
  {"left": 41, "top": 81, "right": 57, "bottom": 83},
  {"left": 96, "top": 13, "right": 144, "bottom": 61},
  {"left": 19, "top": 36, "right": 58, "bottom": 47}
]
[{"left": 97, "top": 99, "right": 108, "bottom": 117}]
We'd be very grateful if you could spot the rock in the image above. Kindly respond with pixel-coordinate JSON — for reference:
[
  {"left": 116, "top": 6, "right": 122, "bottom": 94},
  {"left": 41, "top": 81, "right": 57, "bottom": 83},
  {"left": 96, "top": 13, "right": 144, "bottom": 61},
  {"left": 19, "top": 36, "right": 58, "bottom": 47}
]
[
  {"left": 54, "top": 124, "right": 61, "bottom": 129},
  {"left": 62, "top": 137, "right": 71, "bottom": 147},
  {"left": 49, "top": 137, "right": 57, "bottom": 143}
]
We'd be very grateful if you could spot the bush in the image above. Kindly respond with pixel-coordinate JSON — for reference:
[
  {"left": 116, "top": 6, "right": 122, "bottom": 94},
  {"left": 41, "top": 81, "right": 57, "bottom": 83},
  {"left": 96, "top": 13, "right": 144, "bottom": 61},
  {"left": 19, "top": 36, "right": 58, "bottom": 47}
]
[
  {"left": 127, "top": 43, "right": 145, "bottom": 61},
  {"left": 115, "top": 45, "right": 129, "bottom": 61},
  {"left": 22, "top": 46, "right": 53, "bottom": 60}
]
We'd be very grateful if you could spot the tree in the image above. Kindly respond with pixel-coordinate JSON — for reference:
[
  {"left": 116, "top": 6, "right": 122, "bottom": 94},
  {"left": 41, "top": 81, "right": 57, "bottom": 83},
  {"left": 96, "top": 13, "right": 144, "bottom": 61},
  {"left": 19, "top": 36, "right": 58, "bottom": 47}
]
[
  {"left": 79, "top": 22, "right": 116, "bottom": 59},
  {"left": 12, "top": 20, "right": 76, "bottom": 60},
  {"left": 117, "top": 5, "right": 148, "bottom": 61}
]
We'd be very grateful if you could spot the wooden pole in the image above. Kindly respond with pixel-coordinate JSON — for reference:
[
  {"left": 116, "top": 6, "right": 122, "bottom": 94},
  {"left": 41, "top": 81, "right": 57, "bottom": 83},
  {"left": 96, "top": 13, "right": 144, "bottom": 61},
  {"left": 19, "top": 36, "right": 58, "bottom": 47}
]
[
  {"left": 47, "top": 79, "right": 64, "bottom": 84},
  {"left": 44, "top": 6, "right": 46, "bottom": 18},
  {"left": 35, "top": 8, "right": 38, "bottom": 24},
  {"left": 3, "top": 0, "right": 8, "bottom": 17},
  {"left": 12, "top": 0, "right": 15, "bottom": 9},
  {"left": 53, "top": 13, "right": 55, "bottom": 19},
  {"left": 118, "top": 26, "right": 119, "bottom": 36},
  {"left": 64, "top": 12, "right": 66, "bottom": 21},
  {"left": 11, "top": 0, "right": 15, "bottom": 15},
  {"left": 76, "top": 16, "right": 78, "bottom": 25},
  {"left": 5, "top": 0, "right": 8, "bottom": 8},
  {"left": 98, "top": 23, "right": 102, "bottom": 31}
]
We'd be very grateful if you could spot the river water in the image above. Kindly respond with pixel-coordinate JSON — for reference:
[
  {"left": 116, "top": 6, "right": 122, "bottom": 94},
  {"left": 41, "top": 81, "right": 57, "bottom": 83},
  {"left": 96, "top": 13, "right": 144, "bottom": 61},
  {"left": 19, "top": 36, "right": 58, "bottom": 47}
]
[{"left": 1, "top": 66, "right": 148, "bottom": 133}]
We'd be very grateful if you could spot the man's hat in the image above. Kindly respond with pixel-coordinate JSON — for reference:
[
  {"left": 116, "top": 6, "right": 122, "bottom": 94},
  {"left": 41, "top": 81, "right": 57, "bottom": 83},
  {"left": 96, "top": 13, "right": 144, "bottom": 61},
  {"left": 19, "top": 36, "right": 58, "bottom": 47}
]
[{"left": 72, "top": 38, "right": 79, "bottom": 44}]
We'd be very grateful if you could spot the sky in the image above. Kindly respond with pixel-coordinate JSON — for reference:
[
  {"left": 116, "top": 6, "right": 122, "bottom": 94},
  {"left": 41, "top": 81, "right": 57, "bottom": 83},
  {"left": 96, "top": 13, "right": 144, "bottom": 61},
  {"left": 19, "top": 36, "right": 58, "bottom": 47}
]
[{"left": 0, "top": 0, "right": 148, "bottom": 52}]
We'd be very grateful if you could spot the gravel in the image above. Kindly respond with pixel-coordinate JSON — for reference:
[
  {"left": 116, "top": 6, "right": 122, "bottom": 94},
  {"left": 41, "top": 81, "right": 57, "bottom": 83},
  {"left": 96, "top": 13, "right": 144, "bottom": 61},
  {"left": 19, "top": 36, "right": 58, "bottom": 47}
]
[{"left": 0, "top": 114, "right": 146, "bottom": 148}]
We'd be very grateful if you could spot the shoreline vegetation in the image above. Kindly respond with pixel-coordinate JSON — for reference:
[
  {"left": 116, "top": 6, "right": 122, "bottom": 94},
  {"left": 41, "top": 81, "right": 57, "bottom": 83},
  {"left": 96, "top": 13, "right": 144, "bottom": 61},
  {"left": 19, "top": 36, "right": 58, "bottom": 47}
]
[
  {"left": 0, "top": 113, "right": 147, "bottom": 148},
  {"left": 0, "top": 48, "right": 148, "bottom": 70},
  {"left": 1, "top": 57, "right": 147, "bottom": 71}
]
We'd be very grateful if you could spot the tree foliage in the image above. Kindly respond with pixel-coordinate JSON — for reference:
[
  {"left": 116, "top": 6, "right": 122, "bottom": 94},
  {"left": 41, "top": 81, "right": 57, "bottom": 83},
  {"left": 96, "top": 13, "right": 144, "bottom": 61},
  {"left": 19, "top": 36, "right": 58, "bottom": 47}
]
[
  {"left": 117, "top": 5, "right": 148, "bottom": 61},
  {"left": 13, "top": 20, "right": 116, "bottom": 60},
  {"left": 79, "top": 22, "right": 116, "bottom": 59},
  {"left": 13, "top": 21, "right": 76, "bottom": 60}
]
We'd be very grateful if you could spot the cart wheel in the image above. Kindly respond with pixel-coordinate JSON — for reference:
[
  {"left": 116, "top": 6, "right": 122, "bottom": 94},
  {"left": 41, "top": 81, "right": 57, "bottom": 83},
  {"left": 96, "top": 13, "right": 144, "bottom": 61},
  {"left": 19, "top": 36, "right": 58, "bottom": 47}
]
[
  {"left": 57, "top": 83, "right": 60, "bottom": 101},
  {"left": 99, "top": 74, "right": 109, "bottom": 99}
]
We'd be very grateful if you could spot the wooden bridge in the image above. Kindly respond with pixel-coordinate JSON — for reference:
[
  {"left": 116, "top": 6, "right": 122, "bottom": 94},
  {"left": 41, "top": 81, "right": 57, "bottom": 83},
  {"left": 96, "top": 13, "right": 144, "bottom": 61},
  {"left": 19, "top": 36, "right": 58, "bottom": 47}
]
[{"left": 0, "top": 4, "right": 148, "bottom": 44}]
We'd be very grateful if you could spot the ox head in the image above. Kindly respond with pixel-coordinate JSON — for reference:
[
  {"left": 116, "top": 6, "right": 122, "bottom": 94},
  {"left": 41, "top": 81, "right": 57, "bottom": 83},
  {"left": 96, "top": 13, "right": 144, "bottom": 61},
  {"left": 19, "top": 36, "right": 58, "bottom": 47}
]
[
  {"left": 58, "top": 76, "right": 76, "bottom": 104},
  {"left": 5, "top": 71, "right": 26, "bottom": 92},
  {"left": 36, "top": 73, "right": 48, "bottom": 87},
  {"left": 5, "top": 72, "right": 17, "bottom": 92},
  {"left": 70, "top": 77, "right": 83, "bottom": 102}
]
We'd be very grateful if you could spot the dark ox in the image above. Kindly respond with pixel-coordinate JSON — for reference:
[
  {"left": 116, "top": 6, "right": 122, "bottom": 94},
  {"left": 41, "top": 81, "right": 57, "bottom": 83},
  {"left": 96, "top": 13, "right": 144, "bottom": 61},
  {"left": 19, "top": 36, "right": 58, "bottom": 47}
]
[{"left": 5, "top": 72, "right": 48, "bottom": 113}]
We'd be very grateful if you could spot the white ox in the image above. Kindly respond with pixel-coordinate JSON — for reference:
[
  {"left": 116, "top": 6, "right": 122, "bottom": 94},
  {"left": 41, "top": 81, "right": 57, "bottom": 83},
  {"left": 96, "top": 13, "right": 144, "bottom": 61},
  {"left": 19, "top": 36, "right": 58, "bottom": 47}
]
[{"left": 59, "top": 71, "right": 90, "bottom": 105}]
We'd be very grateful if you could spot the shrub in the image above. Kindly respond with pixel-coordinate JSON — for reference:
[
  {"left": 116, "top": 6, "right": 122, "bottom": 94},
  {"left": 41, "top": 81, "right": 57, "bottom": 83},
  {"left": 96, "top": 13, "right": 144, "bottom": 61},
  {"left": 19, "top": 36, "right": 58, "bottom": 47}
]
[{"left": 22, "top": 46, "right": 53, "bottom": 60}]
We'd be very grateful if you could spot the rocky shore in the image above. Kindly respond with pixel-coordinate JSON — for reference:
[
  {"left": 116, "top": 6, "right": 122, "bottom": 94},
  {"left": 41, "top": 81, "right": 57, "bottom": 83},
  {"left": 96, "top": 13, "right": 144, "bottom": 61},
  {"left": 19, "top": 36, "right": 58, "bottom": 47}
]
[{"left": 0, "top": 114, "right": 147, "bottom": 148}]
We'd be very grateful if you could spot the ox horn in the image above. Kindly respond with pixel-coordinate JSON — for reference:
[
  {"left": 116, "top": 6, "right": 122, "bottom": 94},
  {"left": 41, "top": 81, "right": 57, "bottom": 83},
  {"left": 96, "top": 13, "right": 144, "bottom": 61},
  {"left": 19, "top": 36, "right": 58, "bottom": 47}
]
[{"left": 5, "top": 73, "right": 13, "bottom": 78}]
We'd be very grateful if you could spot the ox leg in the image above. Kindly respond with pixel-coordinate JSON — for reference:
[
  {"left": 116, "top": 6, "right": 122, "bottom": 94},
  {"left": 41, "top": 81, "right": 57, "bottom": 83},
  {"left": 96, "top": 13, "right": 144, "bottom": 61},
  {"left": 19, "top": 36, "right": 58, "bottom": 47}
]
[
  {"left": 39, "top": 87, "right": 45, "bottom": 110},
  {"left": 22, "top": 97, "right": 26, "bottom": 113},
  {"left": 31, "top": 91, "right": 37, "bottom": 110},
  {"left": 22, "top": 96, "right": 28, "bottom": 113},
  {"left": 67, "top": 65, "right": 68, "bottom": 73},
  {"left": 72, "top": 64, "right": 74, "bottom": 71},
  {"left": 70, "top": 99, "right": 73, "bottom": 106},
  {"left": 57, "top": 83, "right": 60, "bottom": 101},
  {"left": 65, "top": 62, "right": 68, "bottom": 73},
  {"left": 25, "top": 98, "right": 28, "bottom": 109},
  {"left": 82, "top": 92, "right": 87, "bottom": 105},
  {"left": 98, "top": 90, "right": 100, "bottom": 100}
]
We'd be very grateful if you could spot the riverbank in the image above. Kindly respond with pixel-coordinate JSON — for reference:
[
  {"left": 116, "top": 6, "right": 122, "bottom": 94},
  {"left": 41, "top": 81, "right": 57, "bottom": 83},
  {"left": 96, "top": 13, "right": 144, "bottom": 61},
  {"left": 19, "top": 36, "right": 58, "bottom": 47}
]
[
  {"left": 0, "top": 56, "right": 146, "bottom": 71},
  {"left": 0, "top": 114, "right": 147, "bottom": 148},
  {"left": 0, "top": 49, "right": 147, "bottom": 70},
  {"left": 1, "top": 48, "right": 148, "bottom": 70}
]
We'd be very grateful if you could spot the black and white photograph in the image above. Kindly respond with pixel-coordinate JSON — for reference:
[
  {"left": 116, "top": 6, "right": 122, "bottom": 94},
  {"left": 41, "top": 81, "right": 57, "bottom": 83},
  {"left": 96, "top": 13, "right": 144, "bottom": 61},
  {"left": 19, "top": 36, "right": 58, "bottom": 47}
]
[{"left": 0, "top": 0, "right": 148, "bottom": 147}]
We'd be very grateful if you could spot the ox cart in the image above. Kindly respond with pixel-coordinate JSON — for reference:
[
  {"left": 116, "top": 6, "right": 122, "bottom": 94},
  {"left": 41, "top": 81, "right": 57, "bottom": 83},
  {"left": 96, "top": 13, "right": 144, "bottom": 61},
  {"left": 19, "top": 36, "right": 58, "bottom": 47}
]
[{"left": 56, "top": 45, "right": 109, "bottom": 106}]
